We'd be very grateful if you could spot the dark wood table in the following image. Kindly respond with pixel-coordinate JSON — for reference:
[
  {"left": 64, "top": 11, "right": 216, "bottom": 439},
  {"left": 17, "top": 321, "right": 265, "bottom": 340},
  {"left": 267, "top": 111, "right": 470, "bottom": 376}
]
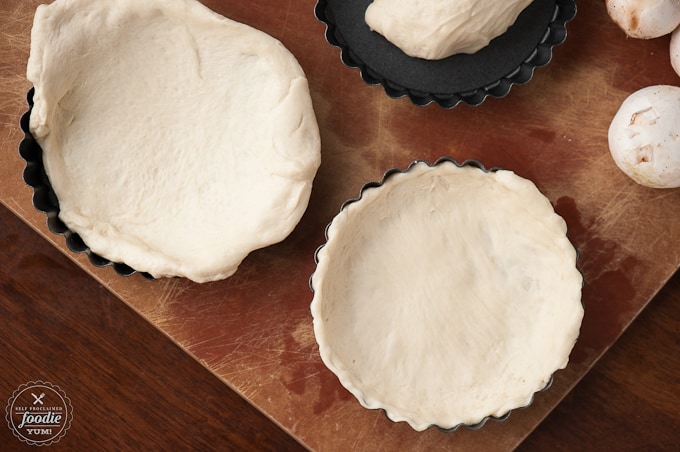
[
  {"left": 0, "top": 203, "right": 305, "bottom": 450},
  {"left": 1, "top": 1, "right": 679, "bottom": 450}
]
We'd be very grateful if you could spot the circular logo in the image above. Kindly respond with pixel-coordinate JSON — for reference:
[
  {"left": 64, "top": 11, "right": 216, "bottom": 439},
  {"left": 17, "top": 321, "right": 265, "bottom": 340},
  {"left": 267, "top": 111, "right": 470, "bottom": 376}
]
[{"left": 5, "top": 381, "right": 73, "bottom": 446}]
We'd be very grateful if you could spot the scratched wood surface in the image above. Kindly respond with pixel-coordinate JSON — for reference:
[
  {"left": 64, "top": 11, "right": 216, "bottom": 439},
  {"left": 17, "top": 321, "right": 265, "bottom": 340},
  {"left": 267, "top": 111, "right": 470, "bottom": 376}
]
[
  {"left": 1, "top": 203, "right": 678, "bottom": 450},
  {"left": 1, "top": 1, "right": 680, "bottom": 450},
  {"left": 0, "top": 203, "right": 306, "bottom": 451}
]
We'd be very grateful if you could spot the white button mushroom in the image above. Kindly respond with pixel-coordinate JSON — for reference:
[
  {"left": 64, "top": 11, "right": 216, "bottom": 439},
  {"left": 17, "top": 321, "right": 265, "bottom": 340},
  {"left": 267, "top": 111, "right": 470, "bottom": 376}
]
[
  {"left": 670, "top": 25, "right": 680, "bottom": 77},
  {"left": 608, "top": 85, "right": 680, "bottom": 188},
  {"left": 606, "top": 0, "right": 680, "bottom": 39}
]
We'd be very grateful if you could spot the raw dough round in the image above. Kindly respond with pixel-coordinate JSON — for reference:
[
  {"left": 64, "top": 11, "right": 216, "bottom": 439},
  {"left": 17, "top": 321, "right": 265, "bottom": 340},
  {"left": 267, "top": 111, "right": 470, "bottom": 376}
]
[
  {"left": 311, "top": 160, "right": 583, "bottom": 431},
  {"left": 27, "top": 0, "right": 321, "bottom": 282}
]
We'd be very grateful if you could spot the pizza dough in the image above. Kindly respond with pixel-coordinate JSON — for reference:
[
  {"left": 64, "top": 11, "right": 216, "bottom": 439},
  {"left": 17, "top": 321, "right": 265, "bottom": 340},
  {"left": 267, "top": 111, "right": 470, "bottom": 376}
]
[
  {"left": 310, "top": 160, "right": 583, "bottom": 431},
  {"left": 27, "top": 0, "right": 321, "bottom": 283},
  {"left": 365, "top": 0, "right": 534, "bottom": 59}
]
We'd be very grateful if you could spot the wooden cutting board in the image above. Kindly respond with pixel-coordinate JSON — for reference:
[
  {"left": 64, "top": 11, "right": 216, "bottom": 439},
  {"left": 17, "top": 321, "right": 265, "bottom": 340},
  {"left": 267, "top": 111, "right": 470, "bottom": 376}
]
[{"left": 2, "top": 1, "right": 679, "bottom": 450}]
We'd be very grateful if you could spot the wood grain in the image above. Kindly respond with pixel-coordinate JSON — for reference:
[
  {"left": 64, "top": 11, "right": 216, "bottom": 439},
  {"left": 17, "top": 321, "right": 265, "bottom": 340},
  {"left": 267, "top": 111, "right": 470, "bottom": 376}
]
[
  {"left": 522, "top": 269, "right": 680, "bottom": 451},
  {"left": 1, "top": 0, "right": 680, "bottom": 450},
  {"left": 1, "top": 203, "right": 678, "bottom": 450},
  {"left": 0, "top": 204, "right": 305, "bottom": 451}
]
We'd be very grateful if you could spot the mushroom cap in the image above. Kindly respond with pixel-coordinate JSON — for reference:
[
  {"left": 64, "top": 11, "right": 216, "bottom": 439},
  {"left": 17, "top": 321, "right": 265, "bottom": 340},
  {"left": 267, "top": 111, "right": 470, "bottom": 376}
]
[
  {"left": 608, "top": 85, "right": 680, "bottom": 188},
  {"left": 670, "top": 26, "right": 680, "bottom": 77},
  {"left": 606, "top": 0, "right": 680, "bottom": 39}
]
